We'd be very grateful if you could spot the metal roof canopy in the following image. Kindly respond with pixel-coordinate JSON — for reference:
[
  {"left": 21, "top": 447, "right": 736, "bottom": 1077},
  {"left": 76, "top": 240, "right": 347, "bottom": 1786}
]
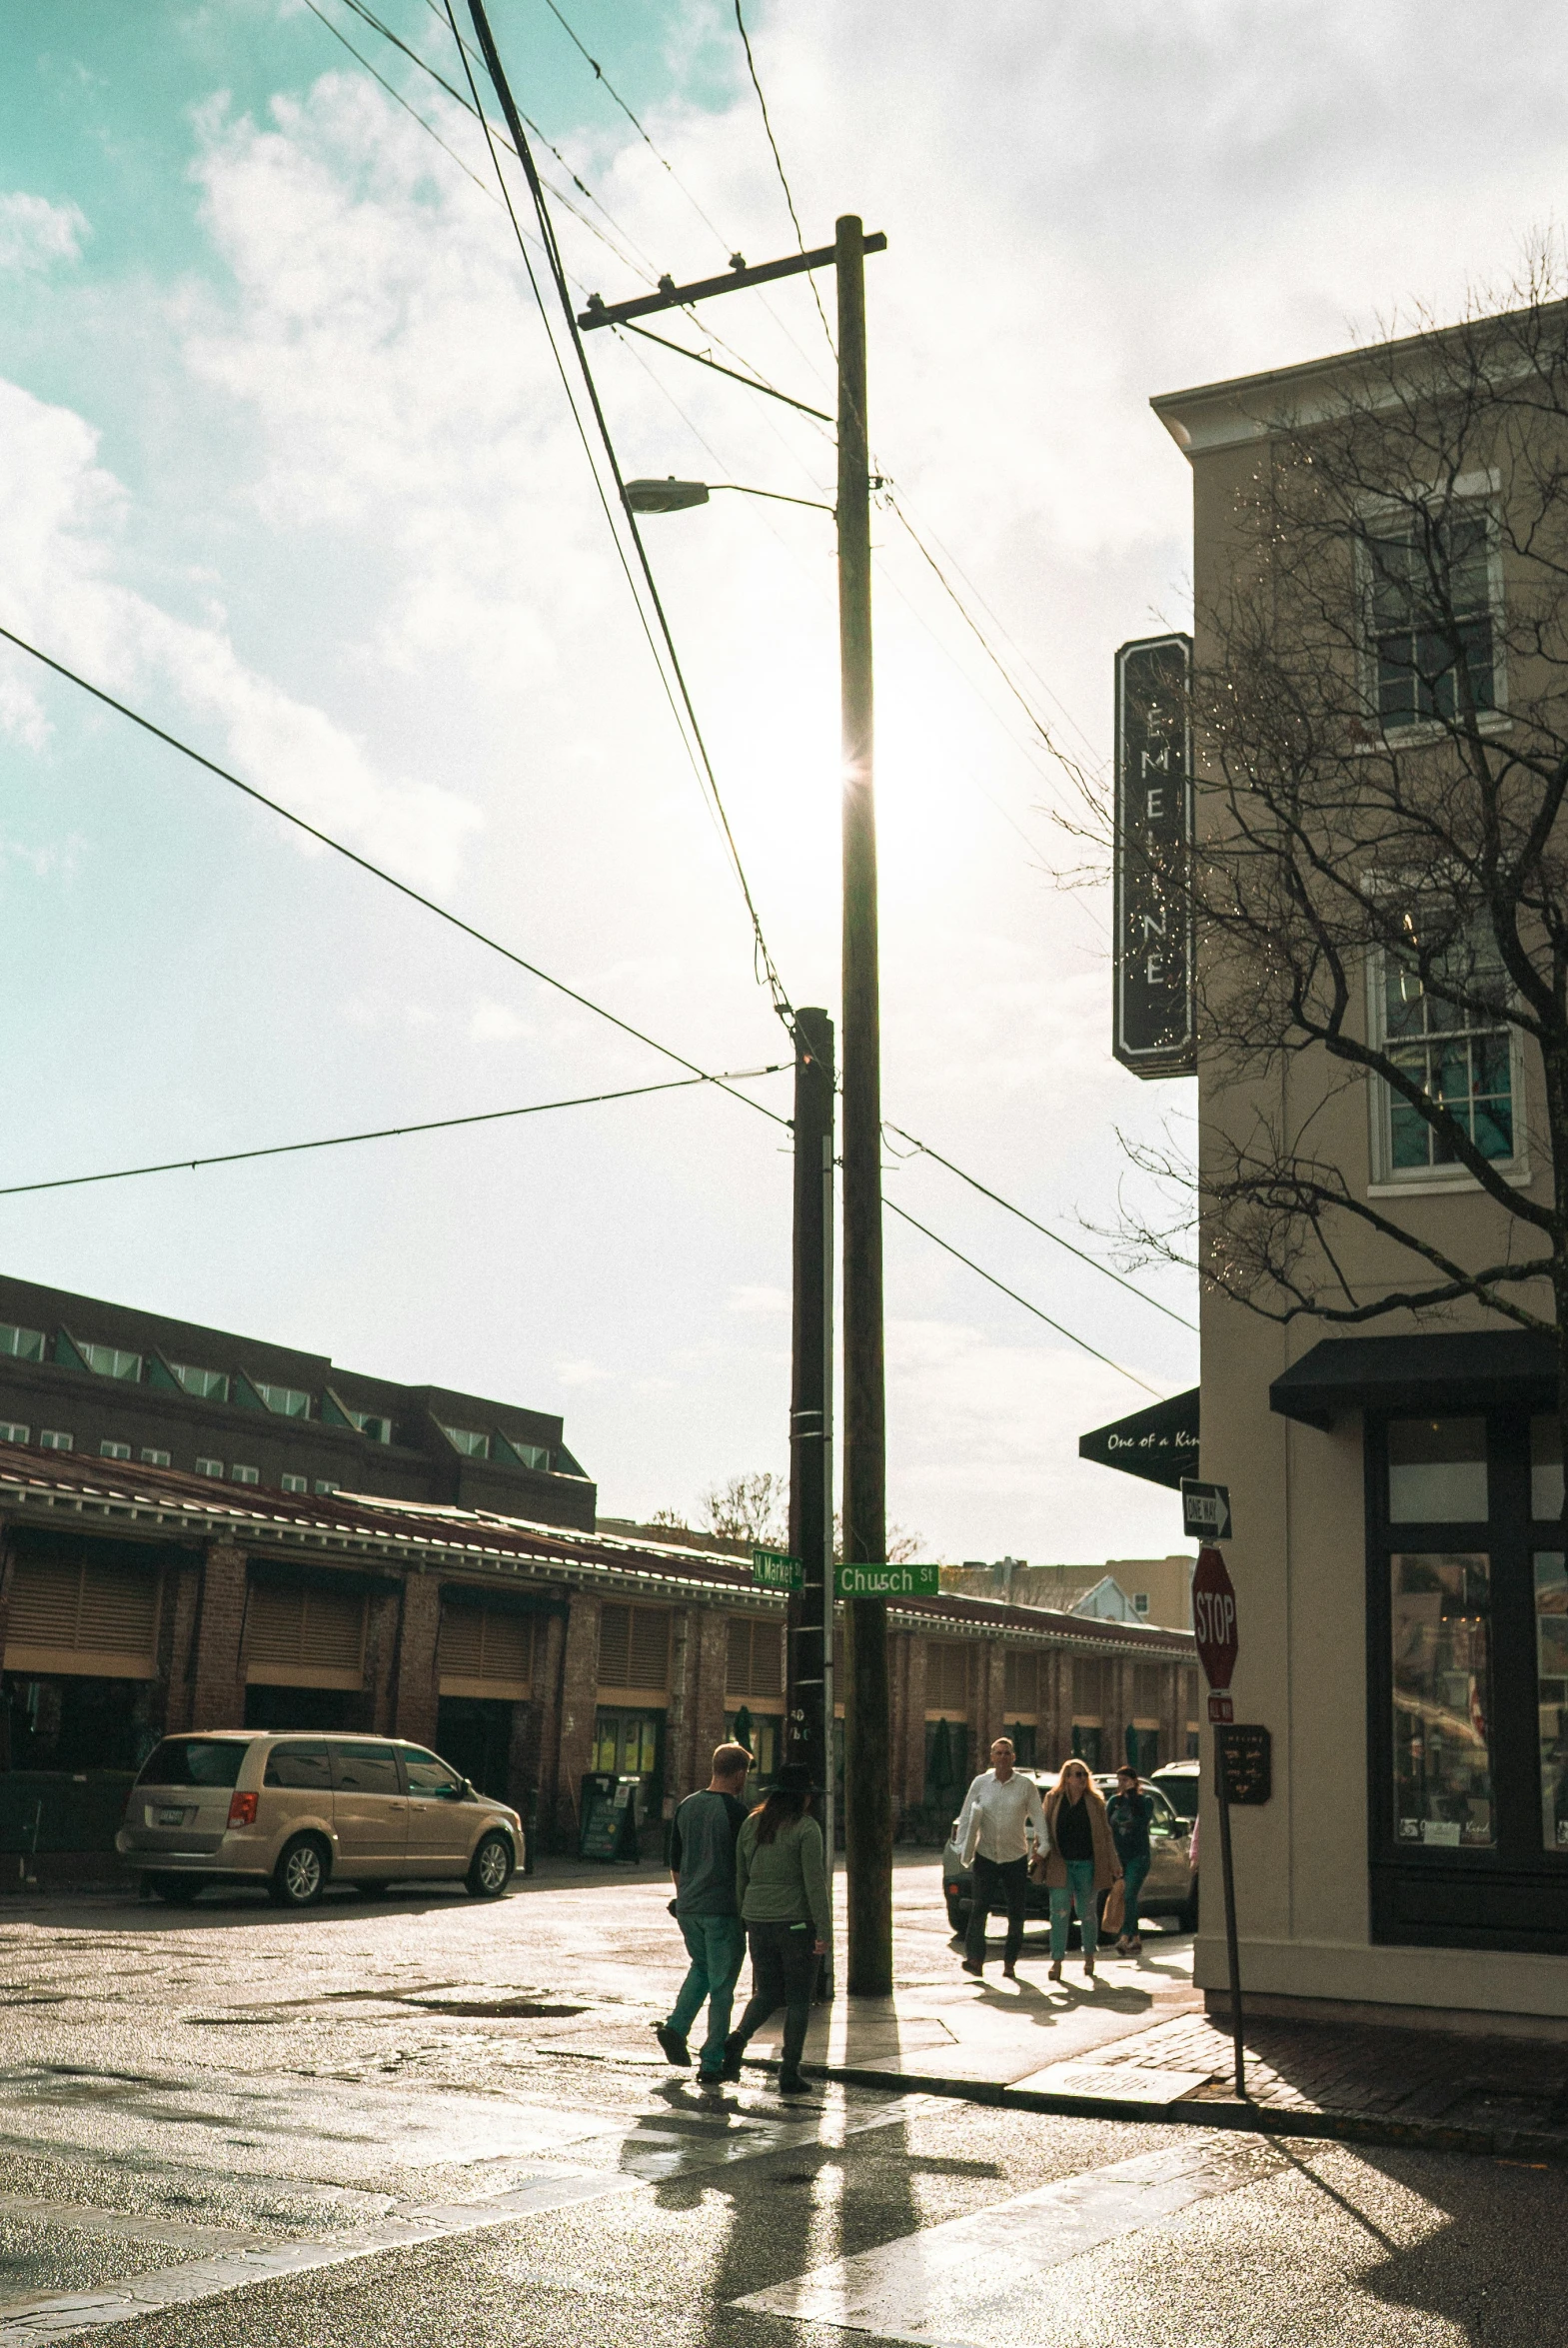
[
  {"left": 1078, "top": 1386, "right": 1199, "bottom": 1491},
  {"left": 1269, "top": 1329, "right": 1557, "bottom": 1430}
]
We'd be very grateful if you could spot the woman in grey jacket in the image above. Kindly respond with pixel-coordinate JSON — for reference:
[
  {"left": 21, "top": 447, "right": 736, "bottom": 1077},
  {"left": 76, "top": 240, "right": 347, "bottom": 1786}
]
[{"left": 719, "top": 1761, "right": 830, "bottom": 2097}]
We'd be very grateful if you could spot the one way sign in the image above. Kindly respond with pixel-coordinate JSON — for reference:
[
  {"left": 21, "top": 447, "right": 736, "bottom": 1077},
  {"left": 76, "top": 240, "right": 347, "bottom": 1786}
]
[{"left": 1181, "top": 1479, "right": 1232, "bottom": 1542}]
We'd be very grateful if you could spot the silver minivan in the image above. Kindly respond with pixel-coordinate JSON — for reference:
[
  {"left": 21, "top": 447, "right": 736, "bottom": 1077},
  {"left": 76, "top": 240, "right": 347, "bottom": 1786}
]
[{"left": 116, "top": 1731, "right": 524, "bottom": 1908}]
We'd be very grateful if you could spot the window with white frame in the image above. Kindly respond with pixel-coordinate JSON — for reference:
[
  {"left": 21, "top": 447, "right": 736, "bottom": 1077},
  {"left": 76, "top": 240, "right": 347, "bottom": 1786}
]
[
  {"left": 195, "top": 1456, "right": 223, "bottom": 1478},
  {"left": 99, "top": 1440, "right": 131, "bottom": 1460},
  {"left": 1363, "top": 499, "right": 1499, "bottom": 732},
  {"left": 79, "top": 1341, "right": 142, "bottom": 1382},
  {"left": 173, "top": 1364, "right": 229, "bottom": 1402},
  {"left": 313, "top": 1478, "right": 340, "bottom": 1495},
  {"left": 140, "top": 1447, "right": 170, "bottom": 1467},
  {"left": 39, "top": 1430, "right": 72, "bottom": 1451},
  {"left": 282, "top": 1472, "right": 308, "bottom": 1493},
  {"left": 0, "top": 1324, "right": 43, "bottom": 1361},
  {"left": 231, "top": 1463, "right": 259, "bottom": 1485},
  {"left": 0, "top": 1422, "right": 28, "bottom": 1444},
  {"left": 1373, "top": 921, "right": 1515, "bottom": 1176},
  {"left": 254, "top": 1381, "right": 310, "bottom": 1418}
]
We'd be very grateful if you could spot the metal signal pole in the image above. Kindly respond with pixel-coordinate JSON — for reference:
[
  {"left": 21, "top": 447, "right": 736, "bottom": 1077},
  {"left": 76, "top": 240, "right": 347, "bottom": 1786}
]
[{"left": 785, "top": 1007, "right": 834, "bottom": 1997}]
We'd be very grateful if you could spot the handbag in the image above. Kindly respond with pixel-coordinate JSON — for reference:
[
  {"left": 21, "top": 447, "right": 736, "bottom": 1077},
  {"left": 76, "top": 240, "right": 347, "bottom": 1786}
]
[{"left": 1102, "top": 1879, "right": 1125, "bottom": 1935}]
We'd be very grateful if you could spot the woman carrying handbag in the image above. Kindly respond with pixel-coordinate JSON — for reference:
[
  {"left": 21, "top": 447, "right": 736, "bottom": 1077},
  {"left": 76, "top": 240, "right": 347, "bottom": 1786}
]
[{"left": 1042, "top": 1758, "right": 1121, "bottom": 1981}]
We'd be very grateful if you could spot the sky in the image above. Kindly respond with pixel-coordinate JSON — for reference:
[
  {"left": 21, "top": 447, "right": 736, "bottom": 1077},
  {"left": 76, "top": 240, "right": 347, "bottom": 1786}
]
[{"left": 4, "top": 0, "right": 1568, "bottom": 1563}]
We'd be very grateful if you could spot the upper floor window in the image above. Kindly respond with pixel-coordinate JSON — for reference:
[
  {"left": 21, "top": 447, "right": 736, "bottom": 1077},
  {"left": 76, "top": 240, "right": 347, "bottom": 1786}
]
[
  {"left": 443, "top": 1425, "right": 490, "bottom": 1459},
  {"left": 348, "top": 1409, "right": 392, "bottom": 1443},
  {"left": 99, "top": 1440, "right": 131, "bottom": 1461},
  {"left": 0, "top": 1324, "right": 44, "bottom": 1362},
  {"left": 254, "top": 1381, "right": 311, "bottom": 1419},
  {"left": 0, "top": 1421, "right": 29, "bottom": 1443},
  {"left": 1374, "top": 925, "right": 1514, "bottom": 1176},
  {"left": 79, "top": 1342, "right": 141, "bottom": 1382},
  {"left": 1365, "top": 501, "right": 1498, "bottom": 731},
  {"left": 173, "top": 1363, "right": 230, "bottom": 1403}
]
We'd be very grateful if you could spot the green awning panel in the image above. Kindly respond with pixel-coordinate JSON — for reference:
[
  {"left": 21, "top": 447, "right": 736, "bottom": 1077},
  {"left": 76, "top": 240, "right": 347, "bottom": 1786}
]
[{"left": 1078, "top": 1387, "right": 1198, "bottom": 1491}]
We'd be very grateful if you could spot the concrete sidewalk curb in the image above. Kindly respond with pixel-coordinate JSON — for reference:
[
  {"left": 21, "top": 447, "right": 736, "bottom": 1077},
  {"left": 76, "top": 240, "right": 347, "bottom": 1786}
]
[{"left": 740, "top": 2056, "right": 1568, "bottom": 2168}]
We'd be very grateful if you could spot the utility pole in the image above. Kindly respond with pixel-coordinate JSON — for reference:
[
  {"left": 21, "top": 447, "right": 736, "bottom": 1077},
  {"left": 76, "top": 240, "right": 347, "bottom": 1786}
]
[
  {"left": 576, "top": 216, "right": 890, "bottom": 1998},
  {"left": 834, "top": 215, "right": 891, "bottom": 1998},
  {"left": 785, "top": 1007, "right": 834, "bottom": 1998}
]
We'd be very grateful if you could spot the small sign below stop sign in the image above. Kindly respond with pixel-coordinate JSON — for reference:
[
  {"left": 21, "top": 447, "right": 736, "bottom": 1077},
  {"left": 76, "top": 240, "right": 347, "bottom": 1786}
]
[{"left": 1192, "top": 1545, "right": 1239, "bottom": 1690}]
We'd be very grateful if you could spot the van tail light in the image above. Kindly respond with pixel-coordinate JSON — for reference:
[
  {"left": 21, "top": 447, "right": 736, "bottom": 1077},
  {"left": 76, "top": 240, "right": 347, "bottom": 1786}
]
[{"left": 228, "top": 1791, "right": 258, "bottom": 1828}]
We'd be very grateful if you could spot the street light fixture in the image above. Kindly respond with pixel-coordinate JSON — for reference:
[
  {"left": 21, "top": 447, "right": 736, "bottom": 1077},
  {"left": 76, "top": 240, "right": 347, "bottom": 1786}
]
[{"left": 624, "top": 477, "right": 833, "bottom": 516}]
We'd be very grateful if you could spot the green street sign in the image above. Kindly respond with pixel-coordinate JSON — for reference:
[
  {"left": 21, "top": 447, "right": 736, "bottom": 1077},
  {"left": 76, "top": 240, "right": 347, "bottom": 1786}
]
[
  {"left": 833, "top": 1560, "right": 940, "bottom": 1599},
  {"left": 752, "top": 1547, "right": 803, "bottom": 1592}
]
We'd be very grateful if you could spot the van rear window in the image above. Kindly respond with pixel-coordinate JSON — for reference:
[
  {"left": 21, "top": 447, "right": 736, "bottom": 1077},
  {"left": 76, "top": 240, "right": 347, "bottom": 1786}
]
[{"left": 136, "top": 1738, "right": 248, "bottom": 1789}]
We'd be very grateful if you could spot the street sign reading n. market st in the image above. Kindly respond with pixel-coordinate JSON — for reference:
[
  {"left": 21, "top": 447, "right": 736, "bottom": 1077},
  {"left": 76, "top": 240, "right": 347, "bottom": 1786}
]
[
  {"left": 1114, "top": 633, "right": 1195, "bottom": 1078},
  {"left": 834, "top": 1561, "right": 940, "bottom": 1599},
  {"left": 752, "top": 1548, "right": 803, "bottom": 1593}
]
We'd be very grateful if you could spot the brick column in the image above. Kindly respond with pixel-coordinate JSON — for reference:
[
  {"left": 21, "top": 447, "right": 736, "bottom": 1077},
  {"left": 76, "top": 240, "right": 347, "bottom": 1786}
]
[
  {"left": 664, "top": 1606, "right": 696, "bottom": 1809},
  {"left": 689, "top": 1607, "right": 730, "bottom": 1782},
  {"left": 902, "top": 1635, "right": 927, "bottom": 1815},
  {"left": 977, "top": 1639, "right": 1006, "bottom": 1758},
  {"left": 532, "top": 1610, "right": 568, "bottom": 1846},
  {"left": 1042, "top": 1648, "right": 1068, "bottom": 1769},
  {"left": 391, "top": 1573, "right": 441, "bottom": 1746},
  {"left": 160, "top": 1557, "right": 204, "bottom": 1735},
  {"left": 190, "top": 1542, "right": 249, "bottom": 1729},
  {"left": 553, "top": 1591, "right": 601, "bottom": 1843}
]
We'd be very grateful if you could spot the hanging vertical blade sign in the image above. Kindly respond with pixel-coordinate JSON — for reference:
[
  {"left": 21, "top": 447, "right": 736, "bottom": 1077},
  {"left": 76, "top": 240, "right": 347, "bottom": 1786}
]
[{"left": 1113, "top": 634, "right": 1195, "bottom": 1077}]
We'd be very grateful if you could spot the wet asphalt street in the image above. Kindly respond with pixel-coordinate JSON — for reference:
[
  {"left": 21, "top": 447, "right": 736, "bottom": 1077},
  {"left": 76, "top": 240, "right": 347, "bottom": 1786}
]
[{"left": 0, "top": 1863, "right": 1549, "bottom": 2345}]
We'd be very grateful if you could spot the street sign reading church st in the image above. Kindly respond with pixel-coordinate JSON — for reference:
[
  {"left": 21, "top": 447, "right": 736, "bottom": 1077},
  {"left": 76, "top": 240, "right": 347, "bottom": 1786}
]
[{"left": 1113, "top": 634, "right": 1196, "bottom": 1078}]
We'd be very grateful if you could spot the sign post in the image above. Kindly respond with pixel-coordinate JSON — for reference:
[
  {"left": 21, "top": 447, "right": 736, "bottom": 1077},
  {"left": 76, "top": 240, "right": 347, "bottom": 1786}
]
[{"left": 1192, "top": 1542, "right": 1246, "bottom": 2099}]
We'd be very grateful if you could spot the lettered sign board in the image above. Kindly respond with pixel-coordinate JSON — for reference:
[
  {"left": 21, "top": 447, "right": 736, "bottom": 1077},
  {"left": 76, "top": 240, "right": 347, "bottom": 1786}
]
[{"left": 1113, "top": 633, "right": 1195, "bottom": 1078}]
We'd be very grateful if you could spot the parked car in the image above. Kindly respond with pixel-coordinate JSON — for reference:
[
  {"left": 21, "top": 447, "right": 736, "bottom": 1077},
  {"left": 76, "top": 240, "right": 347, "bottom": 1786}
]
[
  {"left": 117, "top": 1731, "right": 523, "bottom": 1908},
  {"left": 940, "top": 1771, "right": 1197, "bottom": 1939},
  {"left": 1151, "top": 1758, "right": 1200, "bottom": 1824}
]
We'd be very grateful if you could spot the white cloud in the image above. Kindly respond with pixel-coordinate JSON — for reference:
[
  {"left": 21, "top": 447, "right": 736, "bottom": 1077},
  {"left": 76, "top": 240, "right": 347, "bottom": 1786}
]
[
  {"left": 0, "top": 192, "right": 87, "bottom": 273},
  {"left": 727, "top": 1282, "right": 788, "bottom": 1315},
  {"left": 0, "top": 375, "right": 482, "bottom": 888}
]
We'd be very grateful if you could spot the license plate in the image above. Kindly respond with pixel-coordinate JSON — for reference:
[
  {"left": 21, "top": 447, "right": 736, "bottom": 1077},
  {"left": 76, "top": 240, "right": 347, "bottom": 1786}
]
[{"left": 157, "top": 1807, "right": 185, "bottom": 1826}]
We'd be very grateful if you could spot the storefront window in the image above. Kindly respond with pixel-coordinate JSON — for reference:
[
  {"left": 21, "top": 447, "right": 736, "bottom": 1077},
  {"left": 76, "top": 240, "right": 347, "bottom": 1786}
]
[
  {"left": 1536, "top": 1553, "right": 1568, "bottom": 1853},
  {"left": 1387, "top": 1418, "right": 1488, "bottom": 1522},
  {"left": 1391, "top": 1553, "right": 1495, "bottom": 1847},
  {"left": 1531, "top": 1415, "right": 1563, "bottom": 1521}
]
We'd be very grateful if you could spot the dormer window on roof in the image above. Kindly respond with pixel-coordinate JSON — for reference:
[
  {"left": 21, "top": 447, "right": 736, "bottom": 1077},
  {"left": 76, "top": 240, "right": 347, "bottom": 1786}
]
[
  {"left": 254, "top": 1381, "right": 311, "bottom": 1418},
  {"left": 173, "top": 1364, "right": 230, "bottom": 1402},
  {"left": 443, "top": 1425, "right": 490, "bottom": 1458},
  {"left": 78, "top": 1342, "right": 142, "bottom": 1382}
]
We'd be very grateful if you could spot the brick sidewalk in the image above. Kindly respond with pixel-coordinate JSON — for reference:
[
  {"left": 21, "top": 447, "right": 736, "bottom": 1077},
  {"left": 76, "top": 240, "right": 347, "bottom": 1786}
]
[{"left": 1087, "top": 2007, "right": 1568, "bottom": 2138}]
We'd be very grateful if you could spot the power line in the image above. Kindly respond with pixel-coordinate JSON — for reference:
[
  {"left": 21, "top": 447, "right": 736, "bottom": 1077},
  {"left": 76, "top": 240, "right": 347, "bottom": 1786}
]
[
  {"left": 884, "top": 1199, "right": 1162, "bottom": 1397},
  {"left": 304, "top": 0, "right": 497, "bottom": 198},
  {"left": 883, "top": 1124, "right": 1197, "bottom": 1330},
  {"left": 534, "top": 0, "right": 733, "bottom": 253},
  {"left": 455, "top": 0, "right": 793, "bottom": 1026},
  {"left": 0, "top": 1068, "right": 786, "bottom": 1200},
  {"left": 732, "top": 0, "right": 834, "bottom": 358},
  {"left": 882, "top": 489, "right": 1098, "bottom": 799},
  {"left": 0, "top": 621, "right": 788, "bottom": 1129}
]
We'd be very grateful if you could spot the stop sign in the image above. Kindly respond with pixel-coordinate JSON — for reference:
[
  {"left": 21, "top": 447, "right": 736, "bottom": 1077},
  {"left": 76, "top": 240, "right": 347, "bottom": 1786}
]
[{"left": 1192, "top": 1545, "right": 1238, "bottom": 1689}]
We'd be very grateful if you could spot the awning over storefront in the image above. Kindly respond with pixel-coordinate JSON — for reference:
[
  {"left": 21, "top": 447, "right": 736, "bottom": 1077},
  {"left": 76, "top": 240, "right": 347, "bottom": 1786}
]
[
  {"left": 1078, "top": 1387, "right": 1199, "bottom": 1490},
  {"left": 1269, "top": 1328, "right": 1557, "bottom": 1430}
]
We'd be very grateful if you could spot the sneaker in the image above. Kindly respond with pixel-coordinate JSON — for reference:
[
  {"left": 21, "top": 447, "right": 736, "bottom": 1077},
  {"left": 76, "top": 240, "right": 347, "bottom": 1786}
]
[
  {"left": 654, "top": 2023, "right": 691, "bottom": 2066},
  {"left": 718, "top": 2033, "right": 746, "bottom": 2083},
  {"left": 697, "top": 2069, "right": 726, "bottom": 2087}
]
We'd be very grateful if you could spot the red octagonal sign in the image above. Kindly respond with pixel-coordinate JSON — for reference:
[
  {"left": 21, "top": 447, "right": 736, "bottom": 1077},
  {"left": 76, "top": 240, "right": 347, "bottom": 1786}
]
[{"left": 1192, "top": 1545, "right": 1238, "bottom": 1690}]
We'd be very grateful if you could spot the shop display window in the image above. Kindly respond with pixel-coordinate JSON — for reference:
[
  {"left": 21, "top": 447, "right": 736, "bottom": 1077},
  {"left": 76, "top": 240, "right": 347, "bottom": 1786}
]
[
  {"left": 1390, "top": 1553, "right": 1495, "bottom": 1848},
  {"left": 1536, "top": 1552, "right": 1568, "bottom": 1853}
]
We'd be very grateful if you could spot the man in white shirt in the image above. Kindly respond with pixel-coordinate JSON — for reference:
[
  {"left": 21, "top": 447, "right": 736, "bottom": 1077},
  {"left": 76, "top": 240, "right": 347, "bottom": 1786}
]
[{"left": 955, "top": 1737, "right": 1049, "bottom": 1979}]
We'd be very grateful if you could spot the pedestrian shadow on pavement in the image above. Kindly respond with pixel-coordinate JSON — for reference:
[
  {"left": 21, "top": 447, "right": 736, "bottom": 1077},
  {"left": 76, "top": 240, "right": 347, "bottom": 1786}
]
[{"left": 630, "top": 2013, "right": 1002, "bottom": 2343}]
